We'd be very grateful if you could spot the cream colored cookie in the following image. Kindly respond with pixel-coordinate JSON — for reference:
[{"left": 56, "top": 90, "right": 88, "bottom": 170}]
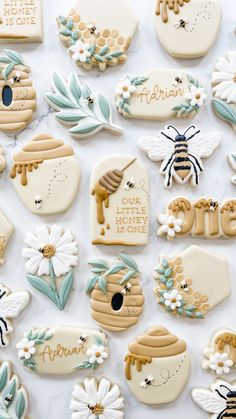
[
  {"left": 154, "top": 0, "right": 222, "bottom": 58},
  {"left": 153, "top": 246, "right": 231, "bottom": 319},
  {"left": 125, "top": 326, "right": 190, "bottom": 404},
  {"left": 57, "top": 0, "right": 138, "bottom": 71},
  {"left": 86, "top": 253, "right": 144, "bottom": 332},
  {"left": 0, "top": 211, "right": 14, "bottom": 265},
  {"left": 0, "top": 145, "right": 6, "bottom": 174},
  {"left": 16, "top": 326, "right": 108, "bottom": 375},
  {"left": 10, "top": 133, "right": 80, "bottom": 215},
  {"left": 90, "top": 155, "right": 149, "bottom": 245},
  {"left": 202, "top": 329, "right": 236, "bottom": 375}
]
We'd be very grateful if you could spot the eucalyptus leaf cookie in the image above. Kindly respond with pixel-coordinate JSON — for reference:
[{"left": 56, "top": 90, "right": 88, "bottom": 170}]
[
  {"left": 0, "top": 211, "right": 14, "bottom": 265},
  {"left": 202, "top": 329, "right": 236, "bottom": 376},
  {"left": 86, "top": 253, "right": 144, "bottom": 332},
  {"left": 22, "top": 225, "right": 78, "bottom": 311},
  {"left": 57, "top": 0, "right": 138, "bottom": 71},
  {"left": 0, "top": 49, "right": 36, "bottom": 132},
  {"left": 10, "top": 133, "right": 80, "bottom": 215},
  {"left": 153, "top": 246, "right": 231, "bottom": 320},
  {"left": 17, "top": 326, "right": 108, "bottom": 375},
  {"left": 154, "top": 0, "right": 222, "bottom": 58},
  {"left": 125, "top": 326, "right": 190, "bottom": 405}
]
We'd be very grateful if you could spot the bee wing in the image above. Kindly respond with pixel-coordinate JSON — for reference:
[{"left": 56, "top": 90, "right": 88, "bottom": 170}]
[
  {"left": 0, "top": 292, "right": 30, "bottom": 318},
  {"left": 189, "top": 133, "right": 221, "bottom": 158},
  {"left": 192, "top": 388, "right": 226, "bottom": 413},
  {"left": 139, "top": 136, "right": 174, "bottom": 162}
]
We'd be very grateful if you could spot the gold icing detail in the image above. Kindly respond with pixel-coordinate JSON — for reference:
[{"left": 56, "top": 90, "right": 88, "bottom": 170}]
[
  {"left": 39, "top": 344, "right": 87, "bottom": 362},
  {"left": 10, "top": 159, "right": 43, "bottom": 186},
  {"left": 216, "top": 333, "right": 236, "bottom": 364},
  {"left": 41, "top": 245, "right": 56, "bottom": 258},
  {"left": 89, "top": 404, "right": 104, "bottom": 415},
  {"left": 194, "top": 198, "right": 219, "bottom": 236},
  {"left": 125, "top": 354, "right": 151, "bottom": 380},
  {"left": 155, "top": 0, "right": 191, "bottom": 23}
]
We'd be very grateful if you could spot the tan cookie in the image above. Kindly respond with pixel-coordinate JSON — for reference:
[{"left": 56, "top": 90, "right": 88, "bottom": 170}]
[{"left": 202, "top": 329, "right": 236, "bottom": 375}]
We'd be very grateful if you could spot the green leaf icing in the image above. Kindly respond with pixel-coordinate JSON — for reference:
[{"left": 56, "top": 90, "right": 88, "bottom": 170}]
[
  {"left": 74, "top": 334, "right": 107, "bottom": 371},
  {"left": 0, "top": 50, "right": 26, "bottom": 81},
  {"left": 212, "top": 98, "right": 236, "bottom": 127},
  {"left": 116, "top": 75, "right": 148, "bottom": 115},
  {"left": 0, "top": 362, "right": 28, "bottom": 419},
  {"left": 173, "top": 73, "right": 204, "bottom": 117},
  {"left": 20, "top": 328, "right": 53, "bottom": 372},
  {"left": 15, "top": 392, "right": 25, "bottom": 419},
  {"left": 59, "top": 271, "right": 74, "bottom": 310}
]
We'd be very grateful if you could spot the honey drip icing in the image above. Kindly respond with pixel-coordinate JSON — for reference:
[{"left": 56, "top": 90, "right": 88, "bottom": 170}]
[
  {"left": 125, "top": 354, "right": 151, "bottom": 380},
  {"left": 155, "top": 0, "right": 191, "bottom": 23}
]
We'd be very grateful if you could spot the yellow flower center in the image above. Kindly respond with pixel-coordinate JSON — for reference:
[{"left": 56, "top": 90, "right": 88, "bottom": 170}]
[
  {"left": 218, "top": 361, "right": 224, "bottom": 368},
  {"left": 171, "top": 298, "right": 177, "bottom": 303},
  {"left": 89, "top": 403, "right": 104, "bottom": 415},
  {"left": 123, "top": 86, "right": 129, "bottom": 92},
  {"left": 23, "top": 347, "right": 29, "bottom": 352},
  {"left": 195, "top": 93, "right": 201, "bottom": 100},
  {"left": 79, "top": 48, "right": 84, "bottom": 54},
  {"left": 41, "top": 245, "right": 56, "bottom": 258},
  {"left": 168, "top": 223, "right": 174, "bottom": 228},
  {"left": 95, "top": 352, "right": 101, "bottom": 358}
]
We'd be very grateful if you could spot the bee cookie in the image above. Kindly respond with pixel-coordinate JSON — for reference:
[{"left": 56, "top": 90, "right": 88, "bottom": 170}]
[
  {"left": 86, "top": 253, "right": 144, "bottom": 332},
  {"left": 0, "top": 49, "right": 36, "bottom": 133},
  {"left": 153, "top": 246, "right": 231, "bottom": 319},
  {"left": 57, "top": 0, "right": 138, "bottom": 72},
  {"left": 202, "top": 329, "right": 236, "bottom": 376},
  {"left": 227, "top": 153, "right": 236, "bottom": 186},
  {"left": 115, "top": 69, "right": 207, "bottom": 121},
  {"left": 0, "top": 211, "right": 14, "bottom": 265},
  {"left": 154, "top": 0, "right": 222, "bottom": 59},
  {"left": 70, "top": 377, "right": 124, "bottom": 418},
  {"left": 90, "top": 155, "right": 149, "bottom": 245},
  {"left": 22, "top": 225, "right": 78, "bottom": 311},
  {"left": 157, "top": 197, "right": 236, "bottom": 239},
  {"left": 192, "top": 379, "right": 236, "bottom": 418},
  {"left": 10, "top": 133, "right": 80, "bottom": 215},
  {"left": 124, "top": 326, "right": 190, "bottom": 405},
  {"left": 212, "top": 51, "right": 236, "bottom": 134},
  {"left": 45, "top": 71, "right": 123, "bottom": 139},
  {"left": 139, "top": 125, "right": 221, "bottom": 188},
  {"left": 17, "top": 326, "right": 108, "bottom": 375}
]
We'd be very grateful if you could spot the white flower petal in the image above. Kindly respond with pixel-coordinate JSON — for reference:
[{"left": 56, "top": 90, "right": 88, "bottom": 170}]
[
  {"left": 25, "top": 255, "right": 42, "bottom": 275},
  {"left": 84, "top": 378, "right": 97, "bottom": 404},
  {"left": 103, "top": 384, "right": 120, "bottom": 406},
  {"left": 97, "top": 378, "right": 110, "bottom": 403},
  {"left": 37, "top": 257, "right": 50, "bottom": 277},
  {"left": 49, "top": 225, "right": 63, "bottom": 246}
]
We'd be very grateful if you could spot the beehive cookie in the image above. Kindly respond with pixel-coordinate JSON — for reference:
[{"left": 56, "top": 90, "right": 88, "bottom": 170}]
[
  {"left": 202, "top": 329, "right": 236, "bottom": 376},
  {"left": 86, "top": 254, "right": 144, "bottom": 332},
  {"left": 0, "top": 49, "right": 36, "bottom": 133}
]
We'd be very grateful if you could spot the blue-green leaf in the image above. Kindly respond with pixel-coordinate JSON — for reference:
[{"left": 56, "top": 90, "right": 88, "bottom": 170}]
[
  {"left": 119, "top": 253, "right": 139, "bottom": 271},
  {"left": 90, "top": 267, "right": 107, "bottom": 274},
  {"left": 162, "top": 259, "right": 169, "bottom": 269},
  {"left": 88, "top": 259, "right": 109, "bottom": 270},
  {"left": 155, "top": 266, "right": 165, "bottom": 274},
  {"left": 98, "top": 277, "right": 107, "bottom": 294},
  {"left": 27, "top": 274, "right": 58, "bottom": 306},
  {"left": 15, "top": 391, "right": 26, "bottom": 419},
  {"left": 69, "top": 121, "right": 102, "bottom": 135},
  {"left": 177, "top": 307, "right": 184, "bottom": 315},
  {"left": 66, "top": 18, "right": 73, "bottom": 30},
  {"left": 105, "top": 264, "right": 125, "bottom": 276},
  {"left": 55, "top": 111, "right": 86, "bottom": 123},
  {"left": 98, "top": 92, "right": 111, "bottom": 122},
  {"left": 45, "top": 92, "right": 77, "bottom": 109},
  {"left": 94, "top": 54, "right": 104, "bottom": 63},
  {"left": 82, "top": 83, "right": 92, "bottom": 99},
  {"left": 99, "top": 46, "right": 109, "bottom": 56},
  {"left": 60, "top": 29, "right": 72, "bottom": 36},
  {"left": 119, "top": 270, "right": 136, "bottom": 285},
  {"left": 89, "top": 45, "right": 96, "bottom": 55},
  {"left": 212, "top": 98, "right": 236, "bottom": 126},
  {"left": 72, "top": 31, "right": 79, "bottom": 40},
  {"left": 0, "top": 57, "right": 12, "bottom": 64},
  {"left": 3, "top": 49, "right": 24, "bottom": 65},
  {"left": 108, "top": 51, "right": 123, "bottom": 58},
  {"left": 166, "top": 279, "right": 173, "bottom": 289},
  {"left": 164, "top": 267, "right": 173, "bottom": 277},
  {"left": 68, "top": 73, "right": 82, "bottom": 104},
  {"left": 186, "top": 305, "right": 197, "bottom": 312},
  {"left": 0, "top": 364, "right": 7, "bottom": 391},
  {"left": 52, "top": 71, "right": 69, "bottom": 98},
  {"left": 159, "top": 275, "right": 167, "bottom": 284},
  {"left": 2, "top": 62, "right": 15, "bottom": 80},
  {"left": 59, "top": 270, "right": 74, "bottom": 310},
  {"left": 86, "top": 275, "right": 99, "bottom": 294},
  {"left": 58, "top": 15, "right": 67, "bottom": 25},
  {"left": 159, "top": 297, "right": 165, "bottom": 304},
  {"left": 3, "top": 378, "right": 16, "bottom": 406}
]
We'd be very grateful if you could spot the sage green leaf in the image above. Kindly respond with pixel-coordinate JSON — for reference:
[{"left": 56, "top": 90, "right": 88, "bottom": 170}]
[
  {"left": 45, "top": 92, "right": 77, "bottom": 109},
  {"left": 0, "top": 57, "right": 12, "bottom": 64},
  {"left": 89, "top": 45, "right": 96, "bottom": 55},
  {"left": 166, "top": 279, "right": 173, "bottom": 289},
  {"left": 66, "top": 18, "right": 73, "bottom": 30},
  {"left": 72, "top": 31, "right": 79, "bottom": 40},
  {"left": 37, "top": 329, "right": 46, "bottom": 339},
  {"left": 94, "top": 54, "right": 104, "bottom": 63},
  {"left": 52, "top": 71, "right": 69, "bottom": 98},
  {"left": 82, "top": 83, "right": 92, "bottom": 99},
  {"left": 132, "top": 76, "right": 149, "bottom": 86},
  {"left": 3, "top": 378, "right": 16, "bottom": 406},
  {"left": 2, "top": 62, "right": 15, "bottom": 80},
  {"left": 58, "top": 15, "right": 67, "bottom": 25},
  {"left": 90, "top": 267, "right": 107, "bottom": 274},
  {"left": 59, "top": 271, "right": 74, "bottom": 310},
  {"left": 55, "top": 112, "right": 86, "bottom": 123},
  {"left": 119, "top": 270, "right": 136, "bottom": 285},
  {"left": 187, "top": 73, "right": 195, "bottom": 84},
  {"left": 69, "top": 121, "right": 102, "bottom": 135},
  {"left": 98, "top": 92, "right": 111, "bottom": 122},
  {"left": 0, "top": 364, "right": 7, "bottom": 391},
  {"left": 86, "top": 275, "right": 99, "bottom": 294},
  {"left": 31, "top": 330, "right": 39, "bottom": 340},
  {"left": 27, "top": 274, "right": 58, "bottom": 306},
  {"left": 155, "top": 266, "right": 165, "bottom": 274},
  {"left": 98, "top": 277, "right": 107, "bottom": 294},
  {"left": 212, "top": 98, "right": 236, "bottom": 126},
  {"left": 88, "top": 259, "right": 109, "bottom": 269},
  {"left": 3, "top": 49, "right": 24, "bottom": 65},
  {"left": 99, "top": 46, "right": 109, "bottom": 56},
  {"left": 26, "top": 329, "right": 32, "bottom": 340},
  {"left": 15, "top": 391, "right": 26, "bottom": 419},
  {"left": 119, "top": 253, "right": 139, "bottom": 271},
  {"left": 104, "top": 264, "right": 125, "bottom": 276},
  {"left": 68, "top": 73, "right": 82, "bottom": 104},
  {"left": 45, "top": 331, "right": 54, "bottom": 340},
  {"left": 60, "top": 29, "right": 72, "bottom": 36},
  {"left": 109, "top": 51, "right": 123, "bottom": 58}
]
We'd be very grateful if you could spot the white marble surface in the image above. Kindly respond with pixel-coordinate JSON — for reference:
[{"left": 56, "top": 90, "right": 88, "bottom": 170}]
[{"left": 0, "top": 0, "right": 236, "bottom": 417}]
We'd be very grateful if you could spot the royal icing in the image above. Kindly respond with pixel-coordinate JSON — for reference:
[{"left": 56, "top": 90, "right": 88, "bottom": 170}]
[
  {"left": 86, "top": 253, "right": 144, "bottom": 332},
  {"left": 22, "top": 225, "right": 78, "bottom": 311},
  {"left": 57, "top": 0, "right": 138, "bottom": 71},
  {"left": 153, "top": 246, "right": 231, "bottom": 319},
  {"left": 45, "top": 71, "right": 123, "bottom": 139},
  {"left": 0, "top": 145, "right": 6, "bottom": 175},
  {"left": 139, "top": 125, "right": 221, "bottom": 187},
  {"left": 202, "top": 329, "right": 236, "bottom": 375},
  {"left": 17, "top": 326, "right": 108, "bottom": 375},
  {"left": 125, "top": 326, "right": 190, "bottom": 404},
  {"left": 0, "top": 211, "right": 13, "bottom": 265},
  {"left": 227, "top": 153, "right": 236, "bottom": 186},
  {"left": 90, "top": 155, "right": 149, "bottom": 245},
  {"left": 115, "top": 69, "right": 207, "bottom": 121}
]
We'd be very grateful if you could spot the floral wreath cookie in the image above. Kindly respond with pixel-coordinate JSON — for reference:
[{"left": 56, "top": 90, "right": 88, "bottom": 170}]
[
  {"left": 139, "top": 125, "right": 221, "bottom": 188},
  {"left": 125, "top": 326, "right": 190, "bottom": 405},
  {"left": 115, "top": 69, "right": 207, "bottom": 121},
  {"left": 202, "top": 329, "right": 236, "bottom": 376},
  {"left": 70, "top": 377, "right": 124, "bottom": 418},
  {"left": 0, "top": 211, "right": 14, "bottom": 265},
  {"left": 22, "top": 225, "right": 78, "bottom": 311},
  {"left": 16, "top": 326, "right": 108, "bottom": 375},
  {"left": 0, "top": 49, "right": 36, "bottom": 133},
  {"left": 86, "top": 253, "right": 144, "bottom": 332},
  {"left": 153, "top": 246, "right": 231, "bottom": 320},
  {"left": 57, "top": 0, "right": 138, "bottom": 71}
]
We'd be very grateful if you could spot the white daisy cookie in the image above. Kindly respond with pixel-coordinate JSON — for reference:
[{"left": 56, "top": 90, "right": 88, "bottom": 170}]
[{"left": 202, "top": 329, "right": 236, "bottom": 375}]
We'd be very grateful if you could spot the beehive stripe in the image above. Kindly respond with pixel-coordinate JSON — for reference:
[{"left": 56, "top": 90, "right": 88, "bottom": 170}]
[
  {"left": 12, "top": 87, "right": 36, "bottom": 100},
  {"left": 0, "top": 80, "right": 34, "bottom": 89},
  {"left": 0, "top": 110, "right": 34, "bottom": 124},
  {"left": 92, "top": 310, "right": 139, "bottom": 327},
  {"left": 0, "top": 100, "right": 36, "bottom": 112},
  {"left": 0, "top": 122, "right": 29, "bottom": 132},
  {"left": 92, "top": 287, "right": 142, "bottom": 301},
  {"left": 94, "top": 322, "right": 127, "bottom": 332},
  {"left": 91, "top": 298, "right": 144, "bottom": 314}
]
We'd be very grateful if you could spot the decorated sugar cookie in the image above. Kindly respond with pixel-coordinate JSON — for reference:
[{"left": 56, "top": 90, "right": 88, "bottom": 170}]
[
  {"left": 0, "top": 211, "right": 13, "bottom": 265},
  {"left": 90, "top": 155, "right": 149, "bottom": 245},
  {"left": 45, "top": 71, "right": 123, "bottom": 139},
  {"left": 0, "top": 284, "right": 30, "bottom": 347},
  {"left": 86, "top": 253, "right": 144, "bottom": 332},
  {"left": 70, "top": 377, "right": 124, "bottom": 418},
  {"left": 192, "top": 379, "right": 236, "bottom": 418},
  {"left": 125, "top": 326, "right": 190, "bottom": 405},
  {"left": 227, "top": 153, "right": 236, "bottom": 186},
  {"left": 57, "top": 0, "right": 138, "bottom": 72},
  {"left": 115, "top": 69, "right": 207, "bottom": 121},
  {"left": 153, "top": 246, "right": 231, "bottom": 319},
  {"left": 17, "top": 326, "right": 108, "bottom": 374},
  {"left": 0, "top": 360, "right": 28, "bottom": 419},
  {"left": 0, "top": 145, "right": 6, "bottom": 175},
  {"left": 212, "top": 51, "right": 236, "bottom": 134},
  {"left": 10, "top": 133, "right": 80, "bottom": 215},
  {"left": 157, "top": 197, "right": 236, "bottom": 239},
  {"left": 22, "top": 225, "right": 78, "bottom": 311},
  {"left": 154, "top": 0, "right": 222, "bottom": 59},
  {"left": 202, "top": 329, "right": 236, "bottom": 375},
  {"left": 0, "top": 49, "right": 36, "bottom": 133},
  {"left": 139, "top": 125, "right": 221, "bottom": 187}
]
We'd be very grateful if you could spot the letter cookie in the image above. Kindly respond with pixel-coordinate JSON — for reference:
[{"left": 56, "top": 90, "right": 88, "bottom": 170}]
[
  {"left": 22, "top": 225, "right": 78, "bottom": 311},
  {"left": 70, "top": 377, "right": 124, "bottom": 418},
  {"left": 16, "top": 326, "right": 108, "bottom": 375},
  {"left": 57, "top": 0, "right": 138, "bottom": 71},
  {"left": 86, "top": 254, "right": 144, "bottom": 332},
  {"left": 153, "top": 246, "right": 231, "bottom": 319},
  {"left": 0, "top": 211, "right": 14, "bottom": 265},
  {"left": 202, "top": 329, "right": 236, "bottom": 375},
  {"left": 0, "top": 49, "right": 36, "bottom": 133},
  {"left": 154, "top": 0, "right": 222, "bottom": 58},
  {"left": 139, "top": 125, "right": 221, "bottom": 187},
  {"left": 125, "top": 326, "right": 190, "bottom": 404},
  {"left": 10, "top": 133, "right": 80, "bottom": 215},
  {"left": 115, "top": 69, "right": 206, "bottom": 120},
  {"left": 90, "top": 155, "right": 149, "bottom": 245}
]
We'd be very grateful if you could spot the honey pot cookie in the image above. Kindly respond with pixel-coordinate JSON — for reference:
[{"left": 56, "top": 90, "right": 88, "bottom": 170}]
[
  {"left": 10, "top": 133, "right": 80, "bottom": 215},
  {"left": 86, "top": 253, "right": 144, "bottom": 332},
  {"left": 0, "top": 211, "right": 13, "bottom": 265},
  {"left": 125, "top": 326, "right": 191, "bottom": 405},
  {"left": 202, "top": 329, "right": 236, "bottom": 376}
]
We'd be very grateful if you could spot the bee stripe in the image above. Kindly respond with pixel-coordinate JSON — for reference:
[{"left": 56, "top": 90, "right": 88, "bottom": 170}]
[
  {"left": 175, "top": 143, "right": 188, "bottom": 148},
  {"left": 175, "top": 157, "right": 189, "bottom": 163},
  {"left": 174, "top": 165, "right": 191, "bottom": 171}
]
